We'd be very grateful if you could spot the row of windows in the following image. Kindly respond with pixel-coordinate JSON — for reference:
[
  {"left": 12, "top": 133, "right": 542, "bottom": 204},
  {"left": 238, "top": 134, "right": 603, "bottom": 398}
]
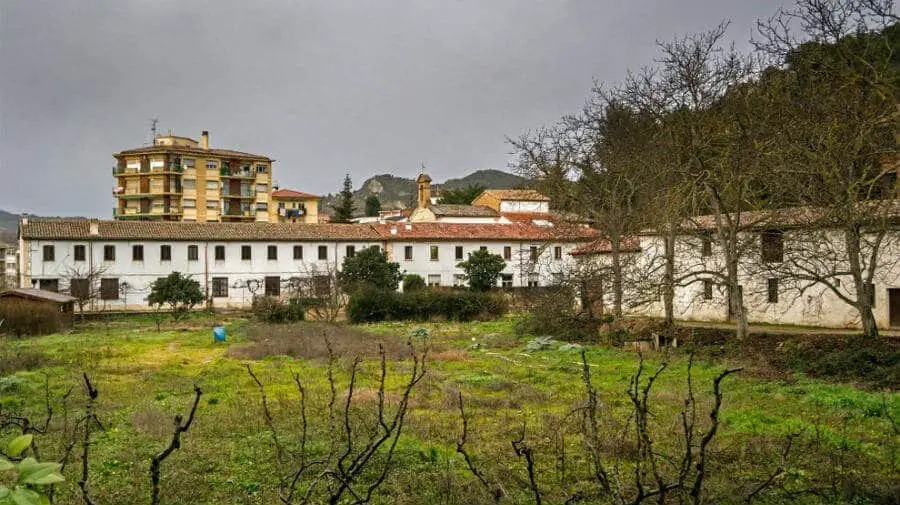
[
  {"left": 42, "top": 244, "right": 345, "bottom": 262},
  {"left": 699, "top": 278, "right": 877, "bottom": 306},
  {"left": 402, "top": 245, "right": 564, "bottom": 262},
  {"left": 197, "top": 161, "right": 269, "bottom": 173},
  {"left": 699, "top": 231, "right": 785, "bottom": 263}
]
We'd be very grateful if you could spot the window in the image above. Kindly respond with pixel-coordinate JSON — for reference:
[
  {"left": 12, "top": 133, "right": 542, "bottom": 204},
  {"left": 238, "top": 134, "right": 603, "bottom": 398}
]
[
  {"left": 318, "top": 245, "right": 328, "bottom": 260},
  {"left": 527, "top": 273, "right": 539, "bottom": 288},
  {"left": 183, "top": 199, "right": 196, "bottom": 208},
  {"left": 293, "top": 245, "right": 303, "bottom": 260},
  {"left": 453, "top": 274, "right": 466, "bottom": 287},
  {"left": 70, "top": 278, "right": 89, "bottom": 299},
  {"left": 503, "top": 246, "right": 512, "bottom": 260},
  {"left": 265, "top": 276, "right": 281, "bottom": 297},
  {"left": 500, "top": 274, "right": 513, "bottom": 288},
  {"left": 703, "top": 279, "right": 713, "bottom": 300},
  {"left": 103, "top": 245, "right": 115, "bottom": 261},
  {"left": 427, "top": 274, "right": 441, "bottom": 286},
  {"left": 554, "top": 246, "right": 562, "bottom": 260},
  {"left": 767, "top": 278, "right": 779, "bottom": 303},
  {"left": 206, "top": 200, "right": 218, "bottom": 210},
  {"left": 183, "top": 179, "right": 196, "bottom": 190},
  {"left": 455, "top": 246, "right": 464, "bottom": 260},
  {"left": 242, "top": 245, "right": 252, "bottom": 260},
  {"left": 205, "top": 180, "right": 219, "bottom": 191},
  {"left": 404, "top": 246, "right": 413, "bottom": 261},
  {"left": 530, "top": 246, "right": 539, "bottom": 261},
  {"left": 43, "top": 245, "right": 54, "bottom": 262},
  {"left": 132, "top": 245, "right": 144, "bottom": 261},
  {"left": 212, "top": 277, "right": 229, "bottom": 297},
  {"left": 267, "top": 245, "right": 278, "bottom": 260},
  {"left": 256, "top": 202, "right": 268, "bottom": 211},
  {"left": 346, "top": 245, "right": 355, "bottom": 258},
  {"left": 183, "top": 158, "right": 195, "bottom": 169},
  {"left": 160, "top": 245, "right": 171, "bottom": 261},
  {"left": 100, "top": 278, "right": 119, "bottom": 300},
  {"left": 38, "top": 279, "right": 59, "bottom": 292},
  {"left": 761, "top": 231, "right": 784, "bottom": 263},
  {"left": 256, "top": 164, "right": 268, "bottom": 174},
  {"left": 701, "top": 234, "right": 712, "bottom": 257},
  {"left": 430, "top": 246, "right": 439, "bottom": 261},
  {"left": 255, "top": 184, "right": 268, "bottom": 193},
  {"left": 205, "top": 160, "right": 218, "bottom": 170},
  {"left": 215, "top": 245, "right": 225, "bottom": 261},
  {"left": 74, "top": 245, "right": 86, "bottom": 262},
  {"left": 187, "top": 245, "right": 199, "bottom": 261}
]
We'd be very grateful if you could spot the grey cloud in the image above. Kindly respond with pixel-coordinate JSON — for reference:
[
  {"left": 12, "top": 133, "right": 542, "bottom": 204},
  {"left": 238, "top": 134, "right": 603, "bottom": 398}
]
[{"left": 0, "top": 0, "right": 786, "bottom": 216}]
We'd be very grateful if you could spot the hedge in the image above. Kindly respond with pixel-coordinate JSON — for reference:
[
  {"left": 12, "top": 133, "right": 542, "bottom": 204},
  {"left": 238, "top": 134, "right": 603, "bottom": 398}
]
[{"left": 348, "top": 287, "right": 508, "bottom": 323}]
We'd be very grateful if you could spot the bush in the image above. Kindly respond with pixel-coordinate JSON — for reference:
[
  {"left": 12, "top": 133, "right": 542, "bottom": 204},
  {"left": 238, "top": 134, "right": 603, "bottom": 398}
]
[
  {"left": 456, "top": 249, "right": 506, "bottom": 292},
  {"left": 402, "top": 274, "right": 425, "bottom": 292},
  {"left": 347, "top": 288, "right": 508, "bottom": 324},
  {"left": 515, "top": 287, "right": 601, "bottom": 341},
  {"left": 340, "top": 247, "right": 402, "bottom": 293},
  {"left": 251, "top": 297, "right": 307, "bottom": 324},
  {"left": 0, "top": 300, "right": 65, "bottom": 337}
]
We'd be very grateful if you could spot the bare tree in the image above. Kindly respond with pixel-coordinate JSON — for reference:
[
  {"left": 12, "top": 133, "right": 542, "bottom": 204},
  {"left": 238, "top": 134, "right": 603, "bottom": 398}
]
[
  {"left": 61, "top": 264, "right": 109, "bottom": 315},
  {"left": 754, "top": 0, "right": 899, "bottom": 337},
  {"left": 246, "top": 331, "right": 429, "bottom": 504}
]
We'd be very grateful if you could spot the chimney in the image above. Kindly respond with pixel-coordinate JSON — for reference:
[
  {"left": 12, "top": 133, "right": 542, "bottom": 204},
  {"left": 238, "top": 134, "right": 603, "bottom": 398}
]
[
  {"left": 201, "top": 130, "right": 209, "bottom": 149},
  {"left": 416, "top": 173, "right": 432, "bottom": 209},
  {"left": 89, "top": 221, "right": 99, "bottom": 236}
]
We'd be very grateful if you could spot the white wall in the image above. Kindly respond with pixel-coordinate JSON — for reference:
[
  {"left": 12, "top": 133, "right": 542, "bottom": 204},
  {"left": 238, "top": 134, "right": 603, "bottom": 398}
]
[{"left": 499, "top": 201, "right": 549, "bottom": 213}]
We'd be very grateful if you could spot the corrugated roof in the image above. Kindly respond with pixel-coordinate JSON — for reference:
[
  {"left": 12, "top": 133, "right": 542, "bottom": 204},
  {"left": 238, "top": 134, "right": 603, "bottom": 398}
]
[
  {"left": 429, "top": 204, "right": 499, "bottom": 217},
  {"left": 20, "top": 220, "right": 381, "bottom": 241},
  {"left": 477, "top": 189, "right": 550, "bottom": 202},
  {"left": 272, "top": 189, "right": 319, "bottom": 199},
  {"left": 0, "top": 288, "right": 76, "bottom": 304},
  {"left": 115, "top": 145, "right": 272, "bottom": 161}
]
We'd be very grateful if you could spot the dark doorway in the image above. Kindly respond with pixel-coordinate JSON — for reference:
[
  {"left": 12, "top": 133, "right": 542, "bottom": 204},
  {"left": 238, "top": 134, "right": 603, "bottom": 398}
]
[{"left": 889, "top": 288, "right": 900, "bottom": 328}]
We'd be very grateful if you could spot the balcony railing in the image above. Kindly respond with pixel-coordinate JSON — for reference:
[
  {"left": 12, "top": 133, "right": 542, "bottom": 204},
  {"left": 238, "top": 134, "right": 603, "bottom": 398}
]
[{"left": 220, "top": 169, "right": 254, "bottom": 179}]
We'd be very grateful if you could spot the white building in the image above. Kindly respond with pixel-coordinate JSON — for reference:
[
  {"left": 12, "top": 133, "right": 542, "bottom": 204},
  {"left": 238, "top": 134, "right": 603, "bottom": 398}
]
[
  {"left": 17, "top": 215, "right": 596, "bottom": 310},
  {"left": 0, "top": 244, "right": 18, "bottom": 290},
  {"left": 571, "top": 208, "right": 900, "bottom": 330}
]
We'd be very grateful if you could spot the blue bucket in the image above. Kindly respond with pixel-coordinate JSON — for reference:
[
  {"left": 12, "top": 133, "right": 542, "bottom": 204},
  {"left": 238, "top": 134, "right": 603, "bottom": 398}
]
[{"left": 213, "top": 326, "right": 226, "bottom": 342}]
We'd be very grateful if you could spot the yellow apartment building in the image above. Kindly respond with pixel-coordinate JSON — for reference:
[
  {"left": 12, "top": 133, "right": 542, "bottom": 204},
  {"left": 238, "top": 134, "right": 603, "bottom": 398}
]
[
  {"left": 112, "top": 131, "right": 273, "bottom": 222},
  {"left": 269, "top": 188, "right": 319, "bottom": 224}
]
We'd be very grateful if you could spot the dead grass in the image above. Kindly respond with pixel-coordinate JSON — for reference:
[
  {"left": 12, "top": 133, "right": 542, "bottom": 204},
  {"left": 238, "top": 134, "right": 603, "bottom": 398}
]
[
  {"left": 131, "top": 406, "right": 176, "bottom": 438},
  {"left": 226, "top": 322, "right": 413, "bottom": 361},
  {"left": 0, "top": 348, "right": 55, "bottom": 375},
  {"left": 430, "top": 349, "right": 472, "bottom": 362}
]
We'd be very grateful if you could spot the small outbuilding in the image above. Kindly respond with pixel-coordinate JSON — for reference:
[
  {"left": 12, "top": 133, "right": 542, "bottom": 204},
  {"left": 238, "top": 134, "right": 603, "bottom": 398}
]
[{"left": 0, "top": 288, "right": 76, "bottom": 333}]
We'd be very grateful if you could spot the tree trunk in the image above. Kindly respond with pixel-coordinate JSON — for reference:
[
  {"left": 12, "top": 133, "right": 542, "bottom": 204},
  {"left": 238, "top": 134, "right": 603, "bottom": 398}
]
[
  {"left": 610, "top": 237, "right": 623, "bottom": 319},
  {"left": 663, "top": 226, "right": 676, "bottom": 339},
  {"left": 725, "top": 255, "right": 747, "bottom": 341},
  {"left": 845, "top": 227, "right": 879, "bottom": 338}
]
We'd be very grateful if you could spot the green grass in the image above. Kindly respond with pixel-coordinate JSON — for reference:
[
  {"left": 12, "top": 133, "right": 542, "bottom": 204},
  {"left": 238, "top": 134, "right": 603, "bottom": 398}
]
[{"left": 1, "top": 316, "right": 897, "bottom": 504}]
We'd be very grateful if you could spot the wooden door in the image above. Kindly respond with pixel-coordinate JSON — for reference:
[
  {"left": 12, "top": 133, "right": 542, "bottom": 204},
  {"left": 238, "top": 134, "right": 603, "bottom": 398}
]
[{"left": 889, "top": 288, "right": 900, "bottom": 328}]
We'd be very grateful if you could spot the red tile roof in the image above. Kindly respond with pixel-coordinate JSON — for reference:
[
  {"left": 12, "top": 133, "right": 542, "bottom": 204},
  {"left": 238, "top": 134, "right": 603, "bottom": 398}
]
[
  {"left": 272, "top": 189, "right": 319, "bottom": 199},
  {"left": 570, "top": 237, "right": 641, "bottom": 256},
  {"left": 372, "top": 222, "right": 597, "bottom": 241}
]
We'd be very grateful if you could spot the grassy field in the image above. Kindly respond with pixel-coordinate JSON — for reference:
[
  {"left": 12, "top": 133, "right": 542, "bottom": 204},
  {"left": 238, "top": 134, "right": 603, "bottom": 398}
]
[{"left": 0, "top": 314, "right": 897, "bottom": 504}]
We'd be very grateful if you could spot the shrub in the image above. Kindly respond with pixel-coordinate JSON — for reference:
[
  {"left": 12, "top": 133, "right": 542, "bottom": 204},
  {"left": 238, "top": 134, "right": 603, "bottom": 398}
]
[
  {"left": 147, "top": 272, "right": 205, "bottom": 319},
  {"left": 347, "top": 288, "right": 508, "bottom": 323},
  {"left": 0, "top": 300, "right": 65, "bottom": 337},
  {"left": 340, "top": 247, "right": 402, "bottom": 293},
  {"left": 515, "top": 287, "right": 600, "bottom": 341},
  {"left": 456, "top": 249, "right": 506, "bottom": 292},
  {"left": 402, "top": 274, "right": 425, "bottom": 292},
  {"left": 251, "top": 296, "right": 307, "bottom": 323}
]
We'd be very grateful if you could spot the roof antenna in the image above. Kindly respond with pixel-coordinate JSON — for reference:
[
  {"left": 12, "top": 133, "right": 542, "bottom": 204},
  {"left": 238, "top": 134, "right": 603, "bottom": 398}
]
[{"left": 148, "top": 117, "right": 159, "bottom": 145}]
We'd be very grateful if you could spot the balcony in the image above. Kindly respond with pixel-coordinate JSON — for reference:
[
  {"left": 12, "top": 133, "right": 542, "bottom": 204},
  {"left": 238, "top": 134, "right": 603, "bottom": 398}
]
[
  {"left": 113, "top": 190, "right": 182, "bottom": 198},
  {"left": 220, "top": 169, "right": 255, "bottom": 179}
]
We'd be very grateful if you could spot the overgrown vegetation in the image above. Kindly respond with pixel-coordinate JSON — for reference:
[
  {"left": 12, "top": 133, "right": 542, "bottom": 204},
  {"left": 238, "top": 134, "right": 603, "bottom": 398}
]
[
  {"left": 0, "top": 316, "right": 897, "bottom": 504},
  {"left": 250, "top": 296, "right": 308, "bottom": 324},
  {"left": 348, "top": 286, "right": 508, "bottom": 323}
]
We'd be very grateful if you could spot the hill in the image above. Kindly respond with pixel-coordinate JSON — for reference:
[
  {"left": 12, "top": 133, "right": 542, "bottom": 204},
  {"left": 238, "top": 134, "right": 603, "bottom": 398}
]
[
  {"left": 318, "top": 169, "right": 527, "bottom": 214},
  {"left": 0, "top": 210, "right": 19, "bottom": 243}
]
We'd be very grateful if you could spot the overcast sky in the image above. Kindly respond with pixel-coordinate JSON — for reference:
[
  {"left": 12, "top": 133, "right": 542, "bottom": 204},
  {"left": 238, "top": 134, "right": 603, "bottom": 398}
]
[{"left": 0, "top": 0, "right": 787, "bottom": 217}]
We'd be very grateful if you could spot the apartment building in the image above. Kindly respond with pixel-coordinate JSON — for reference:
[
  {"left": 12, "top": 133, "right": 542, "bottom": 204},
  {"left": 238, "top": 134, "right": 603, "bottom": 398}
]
[
  {"left": 0, "top": 244, "right": 18, "bottom": 290},
  {"left": 270, "top": 189, "right": 320, "bottom": 224},
  {"left": 113, "top": 131, "right": 273, "bottom": 222}
]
